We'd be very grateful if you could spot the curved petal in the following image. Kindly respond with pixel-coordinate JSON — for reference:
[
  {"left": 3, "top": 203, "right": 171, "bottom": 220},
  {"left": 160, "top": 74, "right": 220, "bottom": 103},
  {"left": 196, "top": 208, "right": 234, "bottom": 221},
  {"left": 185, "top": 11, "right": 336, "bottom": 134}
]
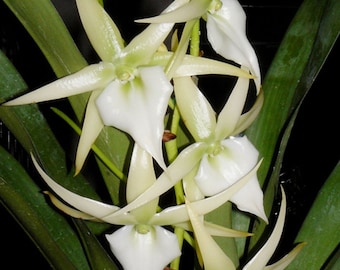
[
  {"left": 206, "top": 0, "right": 261, "bottom": 91},
  {"left": 174, "top": 76, "right": 216, "bottom": 142},
  {"left": 127, "top": 144, "right": 158, "bottom": 223},
  {"left": 215, "top": 77, "right": 250, "bottom": 140},
  {"left": 31, "top": 155, "right": 136, "bottom": 225},
  {"left": 96, "top": 66, "right": 172, "bottom": 169},
  {"left": 195, "top": 136, "right": 258, "bottom": 196},
  {"left": 102, "top": 143, "right": 207, "bottom": 222},
  {"left": 135, "top": 0, "right": 210, "bottom": 24},
  {"left": 185, "top": 199, "right": 236, "bottom": 270},
  {"left": 151, "top": 52, "right": 255, "bottom": 78},
  {"left": 122, "top": 0, "right": 187, "bottom": 65},
  {"left": 243, "top": 186, "right": 287, "bottom": 270},
  {"left": 264, "top": 242, "right": 306, "bottom": 270},
  {"left": 232, "top": 88, "right": 264, "bottom": 135},
  {"left": 75, "top": 90, "right": 104, "bottom": 174},
  {"left": 149, "top": 159, "right": 262, "bottom": 225},
  {"left": 106, "top": 225, "right": 181, "bottom": 270},
  {"left": 195, "top": 136, "right": 267, "bottom": 221},
  {"left": 76, "top": 0, "right": 124, "bottom": 61},
  {"left": 4, "top": 63, "right": 116, "bottom": 105}
]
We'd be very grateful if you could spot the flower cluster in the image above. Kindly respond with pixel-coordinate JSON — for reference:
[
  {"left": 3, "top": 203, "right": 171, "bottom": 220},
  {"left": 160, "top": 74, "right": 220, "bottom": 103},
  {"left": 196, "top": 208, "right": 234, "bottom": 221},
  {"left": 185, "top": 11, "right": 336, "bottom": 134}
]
[{"left": 3, "top": 0, "right": 303, "bottom": 269}]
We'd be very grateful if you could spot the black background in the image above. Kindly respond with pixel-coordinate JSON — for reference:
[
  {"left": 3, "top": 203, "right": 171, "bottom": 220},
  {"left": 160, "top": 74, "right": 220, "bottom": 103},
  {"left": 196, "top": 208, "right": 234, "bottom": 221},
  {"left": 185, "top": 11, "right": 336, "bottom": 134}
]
[{"left": 1, "top": 0, "right": 339, "bottom": 268}]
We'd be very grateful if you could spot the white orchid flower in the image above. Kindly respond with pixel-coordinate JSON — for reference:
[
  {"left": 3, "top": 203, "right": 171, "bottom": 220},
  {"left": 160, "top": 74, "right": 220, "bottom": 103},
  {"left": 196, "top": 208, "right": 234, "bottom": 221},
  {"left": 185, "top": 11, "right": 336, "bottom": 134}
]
[
  {"left": 3, "top": 0, "right": 254, "bottom": 173},
  {"left": 31, "top": 140, "right": 261, "bottom": 269},
  {"left": 3, "top": 0, "right": 183, "bottom": 172},
  {"left": 172, "top": 75, "right": 267, "bottom": 221},
  {"left": 136, "top": 0, "right": 261, "bottom": 91}
]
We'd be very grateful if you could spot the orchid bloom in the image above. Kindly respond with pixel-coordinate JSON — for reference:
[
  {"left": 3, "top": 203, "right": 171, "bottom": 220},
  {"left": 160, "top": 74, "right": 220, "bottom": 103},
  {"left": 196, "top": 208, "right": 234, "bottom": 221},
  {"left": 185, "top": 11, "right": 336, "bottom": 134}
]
[
  {"left": 31, "top": 139, "right": 263, "bottom": 269},
  {"left": 172, "top": 75, "right": 267, "bottom": 222},
  {"left": 3, "top": 0, "right": 254, "bottom": 173},
  {"left": 137, "top": 0, "right": 261, "bottom": 92}
]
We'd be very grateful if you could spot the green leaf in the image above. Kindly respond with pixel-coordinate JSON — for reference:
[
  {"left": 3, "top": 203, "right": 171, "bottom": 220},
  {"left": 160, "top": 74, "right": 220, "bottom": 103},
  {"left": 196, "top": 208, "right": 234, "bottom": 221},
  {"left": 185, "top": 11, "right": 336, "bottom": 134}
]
[
  {"left": 241, "top": 0, "right": 340, "bottom": 250},
  {"left": 3, "top": 0, "right": 131, "bottom": 203},
  {"left": 0, "top": 145, "right": 89, "bottom": 270},
  {"left": 285, "top": 160, "right": 340, "bottom": 269}
]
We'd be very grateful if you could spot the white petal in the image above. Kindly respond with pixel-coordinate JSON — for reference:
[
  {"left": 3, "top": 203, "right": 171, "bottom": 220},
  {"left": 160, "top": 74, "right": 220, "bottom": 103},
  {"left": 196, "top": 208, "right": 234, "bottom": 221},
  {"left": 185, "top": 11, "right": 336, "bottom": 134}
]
[
  {"left": 135, "top": 0, "right": 209, "bottom": 24},
  {"left": 174, "top": 76, "right": 216, "bottom": 142},
  {"left": 215, "top": 77, "right": 249, "bottom": 140},
  {"left": 206, "top": 0, "right": 261, "bottom": 91},
  {"left": 195, "top": 136, "right": 267, "bottom": 220},
  {"left": 76, "top": 0, "right": 124, "bottom": 61},
  {"left": 4, "top": 63, "right": 116, "bottom": 105},
  {"left": 127, "top": 144, "right": 158, "bottom": 223},
  {"left": 75, "top": 90, "right": 104, "bottom": 174},
  {"left": 243, "top": 186, "right": 287, "bottom": 270},
  {"left": 185, "top": 199, "right": 236, "bottom": 270},
  {"left": 96, "top": 66, "right": 172, "bottom": 169},
  {"left": 31, "top": 155, "right": 136, "bottom": 224},
  {"left": 106, "top": 225, "right": 181, "bottom": 270}
]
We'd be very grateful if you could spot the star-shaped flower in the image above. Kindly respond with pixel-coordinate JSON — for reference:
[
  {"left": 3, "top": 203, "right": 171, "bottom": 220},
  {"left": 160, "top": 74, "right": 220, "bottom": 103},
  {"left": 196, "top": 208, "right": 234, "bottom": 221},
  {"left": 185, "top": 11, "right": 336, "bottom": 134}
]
[
  {"left": 32, "top": 142, "right": 256, "bottom": 269},
  {"left": 172, "top": 75, "right": 267, "bottom": 221},
  {"left": 136, "top": 0, "right": 261, "bottom": 91}
]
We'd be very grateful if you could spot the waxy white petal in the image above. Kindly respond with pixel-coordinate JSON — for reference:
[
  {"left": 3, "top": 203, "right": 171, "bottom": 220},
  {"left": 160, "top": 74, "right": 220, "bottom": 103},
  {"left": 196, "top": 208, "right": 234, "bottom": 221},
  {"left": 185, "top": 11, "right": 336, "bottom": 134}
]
[
  {"left": 243, "top": 186, "right": 287, "bottom": 270},
  {"left": 135, "top": 0, "right": 209, "bottom": 24},
  {"left": 127, "top": 144, "right": 158, "bottom": 223},
  {"left": 207, "top": 0, "right": 261, "bottom": 91},
  {"left": 195, "top": 136, "right": 267, "bottom": 221},
  {"left": 215, "top": 77, "right": 249, "bottom": 140},
  {"left": 31, "top": 155, "right": 136, "bottom": 224},
  {"left": 149, "top": 159, "right": 262, "bottom": 225},
  {"left": 96, "top": 66, "right": 172, "bottom": 170},
  {"left": 76, "top": 0, "right": 124, "bottom": 62},
  {"left": 102, "top": 143, "right": 207, "bottom": 222},
  {"left": 106, "top": 225, "right": 181, "bottom": 270},
  {"left": 151, "top": 52, "right": 255, "bottom": 78},
  {"left": 4, "top": 63, "right": 116, "bottom": 105},
  {"left": 174, "top": 76, "right": 216, "bottom": 142},
  {"left": 185, "top": 199, "right": 236, "bottom": 270},
  {"left": 75, "top": 90, "right": 104, "bottom": 174}
]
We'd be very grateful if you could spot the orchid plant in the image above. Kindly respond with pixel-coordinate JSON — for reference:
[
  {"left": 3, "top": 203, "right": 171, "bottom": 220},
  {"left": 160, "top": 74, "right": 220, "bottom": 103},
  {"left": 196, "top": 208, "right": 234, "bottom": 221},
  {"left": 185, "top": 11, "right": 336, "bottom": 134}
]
[{"left": 0, "top": 0, "right": 339, "bottom": 270}]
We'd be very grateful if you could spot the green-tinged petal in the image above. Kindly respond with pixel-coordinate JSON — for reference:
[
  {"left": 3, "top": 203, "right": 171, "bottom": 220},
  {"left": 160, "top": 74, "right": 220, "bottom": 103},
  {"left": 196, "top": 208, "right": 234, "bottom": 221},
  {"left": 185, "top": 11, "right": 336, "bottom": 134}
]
[
  {"left": 76, "top": 0, "right": 124, "bottom": 61},
  {"left": 126, "top": 144, "right": 158, "bottom": 223},
  {"left": 149, "top": 159, "right": 262, "bottom": 225},
  {"left": 31, "top": 155, "right": 136, "bottom": 225},
  {"left": 175, "top": 220, "right": 252, "bottom": 238},
  {"left": 185, "top": 199, "right": 236, "bottom": 270},
  {"left": 232, "top": 88, "right": 264, "bottom": 135},
  {"left": 264, "top": 242, "right": 306, "bottom": 270},
  {"left": 75, "top": 90, "right": 104, "bottom": 174},
  {"left": 207, "top": 0, "right": 261, "bottom": 91},
  {"left": 106, "top": 225, "right": 181, "bottom": 270},
  {"left": 174, "top": 76, "right": 216, "bottom": 142},
  {"left": 43, "top": 191, "right": 100, "bottom": 221},
  {"left": 102, "top": 143, "right": 207, "bottom": 222},
  {"left": 151, "top": 52, "right": 255, "bottom": 78},
  {"left": 122, "top": 0, "right": 186, "bottom": 65},
  {"left": 135, "top": 0, "right": 210, "bottom": 23},
  {"left": 215, "top": 77, "right": 250, "bottom": 140},
  {"left": 96, "top": 66, "right": 172, "bottom": 169},
  {"left": 4, "top": 63, "right": 116, "bottom": 105},
  {"left": 243, "top": 186, "right": 287, "bottom": 270},
  {"left": 183, "top": 164, "right": 205, "bottom": 201}
]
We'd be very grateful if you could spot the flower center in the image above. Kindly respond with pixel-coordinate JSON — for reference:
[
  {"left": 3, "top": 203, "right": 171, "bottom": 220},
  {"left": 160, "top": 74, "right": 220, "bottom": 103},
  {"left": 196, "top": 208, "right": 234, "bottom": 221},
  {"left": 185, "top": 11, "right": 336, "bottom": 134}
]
[
  {"left": 209, "top": 0, "right": 223, "bottom": 14},
  {"left": 116, "top": 66, "right": 136, "bottom": 83},
  {"left": 135, "top": 224, "right": 152, "bottom": 234},
  {"left": 207, "top": 141, "right": 224, "bottom": 157}
]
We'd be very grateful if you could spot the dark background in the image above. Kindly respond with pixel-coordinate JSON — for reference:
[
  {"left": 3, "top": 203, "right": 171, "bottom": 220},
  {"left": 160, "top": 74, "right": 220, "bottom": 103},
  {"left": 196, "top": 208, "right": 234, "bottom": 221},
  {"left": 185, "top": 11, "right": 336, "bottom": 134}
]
[{"left": 1, "top": 0, "right": 339, "bottom": 268}]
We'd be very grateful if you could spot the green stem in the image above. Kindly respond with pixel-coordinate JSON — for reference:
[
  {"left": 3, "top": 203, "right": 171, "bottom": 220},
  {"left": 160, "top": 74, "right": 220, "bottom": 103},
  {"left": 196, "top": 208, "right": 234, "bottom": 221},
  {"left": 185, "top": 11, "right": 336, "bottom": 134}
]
[
  {"left": 190, "top": 20, "right": 201, "bottom": 57},
  {"left": 50, "top": 107, "right": 126, "bottom": 181}
]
